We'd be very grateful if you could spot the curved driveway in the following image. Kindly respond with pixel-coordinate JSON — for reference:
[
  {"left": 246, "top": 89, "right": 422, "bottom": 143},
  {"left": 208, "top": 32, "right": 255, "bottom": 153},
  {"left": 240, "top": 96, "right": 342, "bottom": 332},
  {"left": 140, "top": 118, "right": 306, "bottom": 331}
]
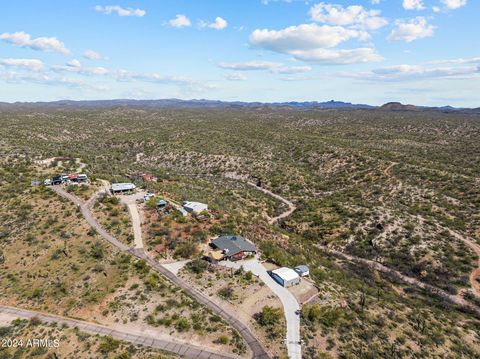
[
  {"left": 220, "top": 259, "right": 301, "bottom": 359},
  {"left": 0, "top": 305, "right": 238, "bottom": 359},
  {"left": 51, "top": 185, "right": 269, "bottom": 359}
]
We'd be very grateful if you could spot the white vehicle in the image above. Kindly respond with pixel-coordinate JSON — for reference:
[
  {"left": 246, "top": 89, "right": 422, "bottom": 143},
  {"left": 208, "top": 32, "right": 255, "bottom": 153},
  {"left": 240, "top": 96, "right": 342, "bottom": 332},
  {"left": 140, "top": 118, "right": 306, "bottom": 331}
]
[
  {"left": 144, "top": 193, "right": 155, "bottom": 201},
  {"left": 44, "top": 179, "right": 52, "bottom": 186}
]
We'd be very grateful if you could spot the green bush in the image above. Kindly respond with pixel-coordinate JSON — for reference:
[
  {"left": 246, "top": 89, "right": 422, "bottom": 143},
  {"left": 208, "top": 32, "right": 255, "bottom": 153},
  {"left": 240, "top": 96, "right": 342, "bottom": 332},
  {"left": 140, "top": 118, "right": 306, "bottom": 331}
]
[
  {"left": 175, "top": 318, "right": 191, "bottom": 332},
  {"left": 98, "top": 336, "right": 121, "bottom": 353}
]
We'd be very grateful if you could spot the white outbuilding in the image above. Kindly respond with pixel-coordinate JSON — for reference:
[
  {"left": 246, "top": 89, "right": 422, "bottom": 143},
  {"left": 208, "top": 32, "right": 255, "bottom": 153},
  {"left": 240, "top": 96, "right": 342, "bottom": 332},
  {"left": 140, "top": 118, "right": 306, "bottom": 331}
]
[
  {"left": 271, "top": 267, "right": 300, "bottom": 288},
  {"left": 182, "top": 201, "right": 208, "bottom": 214},
  {"left": 111, "top": 183, "right": 136, "bottom": 194},
  {"left": 294, "top": 265, "right": 310, "bottom": 277}
]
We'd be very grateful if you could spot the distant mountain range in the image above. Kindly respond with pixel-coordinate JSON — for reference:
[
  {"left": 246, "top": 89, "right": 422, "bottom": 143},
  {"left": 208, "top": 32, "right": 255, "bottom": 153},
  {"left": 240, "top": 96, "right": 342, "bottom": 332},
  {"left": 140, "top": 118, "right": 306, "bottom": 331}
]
[{"left": 0, "top": 99, "right": 479, "bottom": 113}]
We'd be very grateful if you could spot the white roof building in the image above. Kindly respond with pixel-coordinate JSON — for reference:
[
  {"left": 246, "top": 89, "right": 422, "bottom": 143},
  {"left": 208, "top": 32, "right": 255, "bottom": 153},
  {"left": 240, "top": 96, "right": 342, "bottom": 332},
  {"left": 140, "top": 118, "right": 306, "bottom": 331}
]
[
  {"left": 294, "top": 265, "right": 310, "bottom": 277},
  {"left": 183, "top": 201, "right": 208, "bottom": 214},
  {"left": 111, "top": 183, "right": 136, "bottom": 193},
  {"left": 271, "top": 267, "right": 301, "bottom": 287}
]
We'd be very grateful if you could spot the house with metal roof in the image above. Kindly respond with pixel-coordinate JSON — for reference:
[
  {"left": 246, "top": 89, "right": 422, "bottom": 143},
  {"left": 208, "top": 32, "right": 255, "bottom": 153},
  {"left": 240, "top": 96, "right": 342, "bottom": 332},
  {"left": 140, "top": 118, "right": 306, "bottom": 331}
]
[
  {"left": 111, "top": 183, "right": 136, "bottom": 194},
  {"left": 183, "top": 201, "right": 208, "bottom": 214},
  {"left": 294, "top": 265, "right": 310, "bottom": 277},
  {"left": 271, "top": 267, "right": 300, "bottom": 287},
  {"left": 210, "top": 235, "right": 257, "bottom": 261}
]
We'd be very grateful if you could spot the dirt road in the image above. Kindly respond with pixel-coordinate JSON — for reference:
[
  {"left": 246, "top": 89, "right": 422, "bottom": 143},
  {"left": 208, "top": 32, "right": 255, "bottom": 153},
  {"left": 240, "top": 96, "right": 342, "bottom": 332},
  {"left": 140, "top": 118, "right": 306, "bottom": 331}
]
[
  {"left": 446, "top": 228, "right": 480, "bottom": 297},
  {"left": 245, "top": 182, "right": 296, "bottom": 225},
  {"left": 329, "top": 249, "right": 480, "bottom": 317},
  {"left": 0, "top": 305, "right": 239, "bottom": 359}
]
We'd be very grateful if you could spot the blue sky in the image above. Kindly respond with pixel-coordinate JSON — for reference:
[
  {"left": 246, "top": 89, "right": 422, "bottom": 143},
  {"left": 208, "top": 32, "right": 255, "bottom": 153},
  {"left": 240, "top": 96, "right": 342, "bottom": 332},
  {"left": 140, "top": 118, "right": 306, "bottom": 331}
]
[{"left": 0, "top": 0, "right": 478, "bottom": 106}]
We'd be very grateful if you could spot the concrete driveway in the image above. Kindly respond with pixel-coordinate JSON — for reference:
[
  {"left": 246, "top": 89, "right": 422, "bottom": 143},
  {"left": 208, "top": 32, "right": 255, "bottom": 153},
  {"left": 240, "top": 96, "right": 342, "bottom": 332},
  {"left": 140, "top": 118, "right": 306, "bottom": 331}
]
[
  {"left": 163, "top": 259, "right": 191, "bottom": 275},
  {"left": 220, "top": 258, "right": 301, "bottom": 359}
]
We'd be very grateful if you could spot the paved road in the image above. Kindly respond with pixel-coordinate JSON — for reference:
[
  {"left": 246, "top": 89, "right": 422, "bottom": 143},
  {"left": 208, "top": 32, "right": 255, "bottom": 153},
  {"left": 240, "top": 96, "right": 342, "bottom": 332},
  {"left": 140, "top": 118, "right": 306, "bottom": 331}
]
[
  {"left": 163, "top": 259, "right": 192, "bottom": 276},
  {"left": 51, "top": 186, "right": 270, "bottom": 359},
  {"left": 220, "top": 258, "right": 301, "bottom": 359},
  {"left": 0, "top": 305, "right": 239, "bottom": 359}
]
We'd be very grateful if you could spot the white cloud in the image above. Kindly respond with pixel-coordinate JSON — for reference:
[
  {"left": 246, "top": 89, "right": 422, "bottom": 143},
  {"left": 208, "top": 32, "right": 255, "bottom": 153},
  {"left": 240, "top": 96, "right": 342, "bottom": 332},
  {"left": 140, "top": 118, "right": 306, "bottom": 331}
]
[
  {"left": 52, "top": 61, "right": 109, "bottom": 76},
  {"left": 250, "top": 23, "right": 381, "bottom": 64},
  {"left": 403, "top": 0, "right": 426, "bottom": 10},
  {"left": 289, "top": 47, "right": 383, "bottom": 64},
  {"left": 225, "top": 73, "right": 247, "bottom": 81},
  {"left": 0, "top": 70, "right": 107, "bottom": 91},
  {"left": 339, "top": 58, "right": 480, "bottom": 82},
  {"left": 94, "top": 5, "right": 145, "bottom": 17},
  {"left": 83, "top": 50, "right": 106, "bottom": 60},
  {"left": 114, "top": 70, "right": 217, "bottom": 92},
  {"left": 441, "top": 0, "right": 467, "bottom": 9},
  {"left": 250, "top": 23, "right": 368, "bottom": 52},
  {"left": 169, "top": 14, "right": 192, "bottom": 28},
  {"left": 0, "top": 31, "right": 69, "bottom": 55},
  {"left": 387, "top": 17, "right": 435, "bottom": 42},
  {"left": 46, "top": 61, "right": 216, "bottom": 92},
  {"left": 427, "top": 57, "right": 480, "bottom": 65},
  {"left": 0, "top": 58, "right": 44, "bottom": 72},
  {"left": 208, "top": 17, "right": 228, "bottom": 30},
  {"left": 309, "top": 3, "right": 388, "bottom": 30},
  {"left": 219, "top": 60, "right": 283, "bottom": 71},
  {"left": 67, "top": 59, "right": 82, "bottom": 68},
  {"left": 219, "top": 60, "right": 312, "bottom": 73},
  {"left": 280, "top": 75, "right": 313, "bottom": 81},
  {"left": 372, "top": 64, "right": 478, "bottom": 80},
  {"left": 274, "top": 65, "right": 312, "bottom": 74}
]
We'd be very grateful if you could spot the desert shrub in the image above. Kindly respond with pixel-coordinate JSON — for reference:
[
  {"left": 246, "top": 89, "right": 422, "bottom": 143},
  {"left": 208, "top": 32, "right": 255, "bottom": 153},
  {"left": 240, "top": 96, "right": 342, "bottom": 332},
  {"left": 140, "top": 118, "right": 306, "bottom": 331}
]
[
  {"left": 218, "top": 286, "right": 234, "bottom": 300},
  {"left": 255, "top": 306, "right": 282, "bottom": 326},
  {"left": 98, "top": 336, "right": 120, "bottom": 353},
  {"left": 173, "top": 241, "right": 199, "bottom": 259},
  {"left": 186, "top": 259, "right": 208, "bottom": 274},
  {"left": 89, "top": 241, "right": 104, "bottom": 259},
  {"left": 175, "top": 318, "right": 191, "bottom": 332}
]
